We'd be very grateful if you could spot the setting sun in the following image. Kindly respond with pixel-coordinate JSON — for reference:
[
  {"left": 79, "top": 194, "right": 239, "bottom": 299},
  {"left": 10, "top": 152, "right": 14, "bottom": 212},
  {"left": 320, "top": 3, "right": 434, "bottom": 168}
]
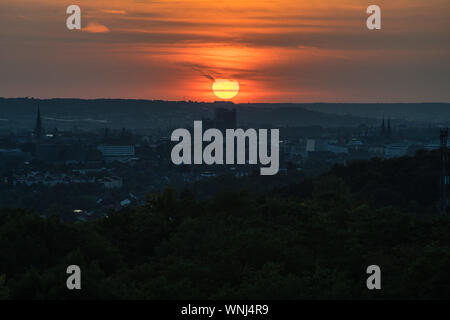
[{"left": 212, "top": 79, "right": 239, "bottom": 100}]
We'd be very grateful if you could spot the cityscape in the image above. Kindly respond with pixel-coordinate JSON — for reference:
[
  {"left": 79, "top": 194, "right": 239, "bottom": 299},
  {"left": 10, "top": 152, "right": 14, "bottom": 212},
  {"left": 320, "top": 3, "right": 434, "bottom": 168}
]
[{"left": 0, "top": 98, "right": 449, "bottom": 221}]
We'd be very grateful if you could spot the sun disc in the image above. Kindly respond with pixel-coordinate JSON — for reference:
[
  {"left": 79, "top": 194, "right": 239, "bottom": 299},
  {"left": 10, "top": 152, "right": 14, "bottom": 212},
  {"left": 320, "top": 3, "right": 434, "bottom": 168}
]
[{"left": 212, "top": 79, "right": 239, "bottom": 99}]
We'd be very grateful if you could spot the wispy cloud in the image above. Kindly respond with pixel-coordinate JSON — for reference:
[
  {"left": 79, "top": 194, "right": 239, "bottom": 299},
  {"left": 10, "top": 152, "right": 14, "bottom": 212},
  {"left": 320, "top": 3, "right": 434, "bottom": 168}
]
[
  {"left": 83, "top": 22, "right": 110, "bottom": 33},
  {"left": 102, "top": 9, "right": 127, "bottom": 15}
]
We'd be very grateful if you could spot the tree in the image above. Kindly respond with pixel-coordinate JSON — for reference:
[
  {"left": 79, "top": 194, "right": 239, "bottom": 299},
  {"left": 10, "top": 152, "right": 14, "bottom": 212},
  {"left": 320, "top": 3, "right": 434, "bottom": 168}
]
[{"left": 0, "top": 274, "right": 9, "bottom": 300}]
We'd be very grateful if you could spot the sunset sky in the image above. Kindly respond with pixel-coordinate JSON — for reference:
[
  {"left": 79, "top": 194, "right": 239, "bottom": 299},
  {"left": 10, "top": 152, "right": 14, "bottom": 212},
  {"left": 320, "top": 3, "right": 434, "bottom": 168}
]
[{"left": 1, "top": 0, "right": 449, "bottom": 102}]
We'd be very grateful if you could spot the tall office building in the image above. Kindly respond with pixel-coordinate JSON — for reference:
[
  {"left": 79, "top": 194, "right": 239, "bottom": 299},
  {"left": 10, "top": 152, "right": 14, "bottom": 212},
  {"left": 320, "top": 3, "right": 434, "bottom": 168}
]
[{"left": 214, "top": 108, "right": 237, "bottom": 131}]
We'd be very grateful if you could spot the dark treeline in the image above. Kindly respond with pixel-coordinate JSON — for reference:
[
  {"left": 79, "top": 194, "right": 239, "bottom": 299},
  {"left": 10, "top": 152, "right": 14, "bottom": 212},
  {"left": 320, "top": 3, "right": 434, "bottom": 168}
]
[
  {"left": 276, "top": 149, "right": 442, "bottom": 213},
  {"left": 0, "top": 150, "right": 449, "bottom": 299}
]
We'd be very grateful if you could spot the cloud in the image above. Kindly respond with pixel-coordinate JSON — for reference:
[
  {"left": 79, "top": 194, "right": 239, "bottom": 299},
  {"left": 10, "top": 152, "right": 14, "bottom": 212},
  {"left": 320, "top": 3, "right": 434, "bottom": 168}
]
[
  {"left": 200, "top": 72, "right": 215, "bottom": 82},
  {"left": 102, "top": 9, "right": 127, "bottom": 15},
  {"left": 188, "top": 64, "right": 215, "bottom": 81},
  {"left": 83, "top": 22, "right": 110, "bottom": 33}
]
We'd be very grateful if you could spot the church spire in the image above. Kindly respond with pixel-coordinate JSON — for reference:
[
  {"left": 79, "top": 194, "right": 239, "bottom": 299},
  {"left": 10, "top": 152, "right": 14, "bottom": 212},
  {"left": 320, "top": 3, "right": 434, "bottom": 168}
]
[{"left": 34, "top": 105, "right": 43, "bottom": 140}]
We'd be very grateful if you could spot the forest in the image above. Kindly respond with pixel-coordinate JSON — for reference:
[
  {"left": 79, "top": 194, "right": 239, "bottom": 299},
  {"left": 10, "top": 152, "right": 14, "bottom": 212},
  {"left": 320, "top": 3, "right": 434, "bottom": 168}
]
[{"left": 0, "top": 150, "right": 449, "bottom": 299}]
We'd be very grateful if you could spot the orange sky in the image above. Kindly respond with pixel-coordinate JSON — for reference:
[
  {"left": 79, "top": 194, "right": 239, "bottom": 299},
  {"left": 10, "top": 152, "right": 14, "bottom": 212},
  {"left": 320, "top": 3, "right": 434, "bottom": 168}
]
[{"left": 1, "top": 0, "right": 449, "bottom": 102}]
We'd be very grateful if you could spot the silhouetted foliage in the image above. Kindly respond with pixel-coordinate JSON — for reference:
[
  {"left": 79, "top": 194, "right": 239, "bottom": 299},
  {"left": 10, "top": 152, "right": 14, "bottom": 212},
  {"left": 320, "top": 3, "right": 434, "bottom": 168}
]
[{"left": 0, "top": 151, "right": 449, "bottom": 299}]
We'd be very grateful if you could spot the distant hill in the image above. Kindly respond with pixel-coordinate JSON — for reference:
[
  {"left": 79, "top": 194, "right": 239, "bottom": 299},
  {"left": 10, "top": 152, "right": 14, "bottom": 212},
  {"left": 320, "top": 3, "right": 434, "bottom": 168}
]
[
  {"left": 295, "top": 103, "right": 450, "bottom": 124},
  {"left": 1, "top": 98, "right": 443, "bottom": 130}
]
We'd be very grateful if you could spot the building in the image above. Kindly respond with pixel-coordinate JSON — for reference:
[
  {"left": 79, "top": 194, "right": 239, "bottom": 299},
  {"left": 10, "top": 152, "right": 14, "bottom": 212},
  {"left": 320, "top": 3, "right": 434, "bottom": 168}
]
[
  {"left": 425, "top": 141, "right": 449, "bottom": 151},
  {"left": 326, "top": 143, "right": 349, "bottom": 154},
  {"left": 280, "top": 139, "right": 304, "bottom": 161},
  {"left": 384, "top": 143, "right": 411, "bottom": 159},
  {"left": 33, "top": 106, "right": 44, "bottom": 141},
  {"left": 214, "top": 108, "right": 237, "bottom": 130},
  {"left": 11, "top": 130, "right": 31, "bottom": 144},
  {"left": 98, "top": 176, "right": 123, "bottom": 189},
  {"left": 0, "top": 148, "right": 28, "bottom": 160},
  {"left": 368, "top": 145, "right": 385, "bottom": 157},
  {"left": 12, "top": 172, "right": 95, "bottom": 187},
  {"left": 380, "top": 116, "right": 392, "bottom": 138},
  {"left": 97, "top": 145, "right": 135, "bottom": 162},
  {"left": 37, "top": 143, "right": 86, "bottom": 162},
  {"left": 306, "top": 139, "right": 348, "bottom": 155}
]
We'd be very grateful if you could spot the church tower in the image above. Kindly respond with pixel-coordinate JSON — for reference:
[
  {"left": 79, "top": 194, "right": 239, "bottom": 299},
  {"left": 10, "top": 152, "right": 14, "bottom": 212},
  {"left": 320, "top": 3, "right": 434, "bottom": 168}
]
[
  {"left": 387, "top": 118, "right": 392, "bottom": 137},
  {"left": 34, "top": 105, "right": 44, "bottom": 140}
]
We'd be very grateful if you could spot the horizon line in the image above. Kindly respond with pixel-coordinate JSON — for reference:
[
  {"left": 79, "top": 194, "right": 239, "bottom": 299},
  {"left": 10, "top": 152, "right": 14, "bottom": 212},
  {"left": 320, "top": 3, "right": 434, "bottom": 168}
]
[{"left": 1, "top": 97, "right": 449, "bottom": 105}]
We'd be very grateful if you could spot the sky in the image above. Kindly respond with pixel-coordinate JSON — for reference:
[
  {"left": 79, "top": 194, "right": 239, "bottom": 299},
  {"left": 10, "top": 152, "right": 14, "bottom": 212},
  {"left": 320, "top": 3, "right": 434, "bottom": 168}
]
[{"left": 0, "top": 0, "right": 449, "bottom": 103}]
